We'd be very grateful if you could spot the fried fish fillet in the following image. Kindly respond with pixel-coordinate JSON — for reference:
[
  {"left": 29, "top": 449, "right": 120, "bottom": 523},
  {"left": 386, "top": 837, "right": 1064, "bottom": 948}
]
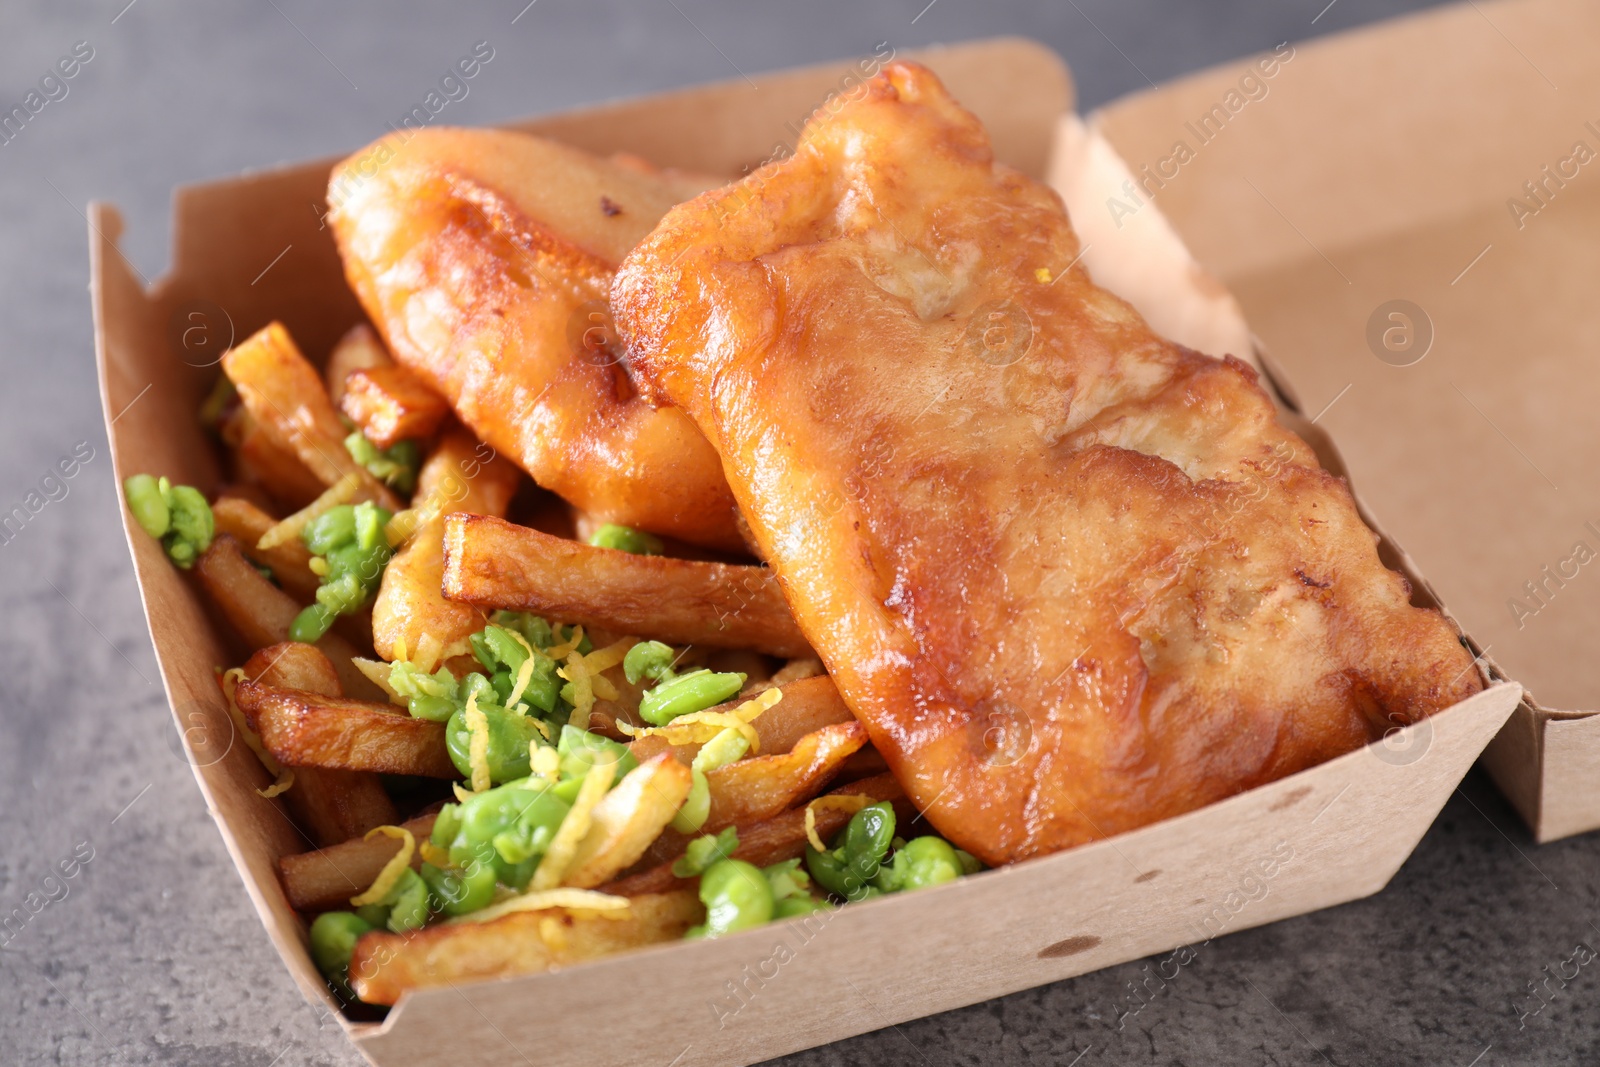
[
  {"left": 612, "top": 62, "right": 1483, "bottom": 866},
  {"left": 328, "top": 127, "right": 743, "bottom": 550}
]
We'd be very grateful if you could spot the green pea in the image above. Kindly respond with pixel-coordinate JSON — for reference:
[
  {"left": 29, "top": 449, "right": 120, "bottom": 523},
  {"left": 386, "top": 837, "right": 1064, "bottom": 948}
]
[
  {"left": 123, "top": 474, "right": 170, "bottom": 539},
  {"left": 670, "top": 768, "right": 710, "bottom": 834},
  {"left": 693, "top": 727, "right": 750, "bottom": 772},
  {"left": 165, "top": 485, "right": 214, "bottom": 561},
  {"left": 430, "top": 803, "right": 462, "bottom": 849},
  {"left": 496, "top": 854, "right": 539, "bottom": 891},
  {"left": 421, "top": 860, "right": 497, "bottom": 917},
  {"left": 353, "top": 501, "right": 390, "bottom": 552},
  {"left": 444, "top": 703, "right": 544, "bottom": 784},
  {"left": 773, "top": 895, "right": 834, "bottom": 919},
  {"left": 887, "top": 836, "right": 963, "bottom": 891},
  {"left": 491, "top": 611, "right": 555, "bottom": 650},
  {"left": 696, "top": 859, "right": 773, "bottom": 938},
  {"left": 954, "top": 849, "right": 983, "bottom": 876},
  {"left": 455, "top": 780, "right": 569, "bottom": 855},
  {"left": 587, "top": 523, "right": 665, "bottom": 556},
  {"left": 383, "top": 868, "right": 430, "bottom": 932},
  {"left": 288, "top": 603, "right": 335, "bottom": 643},
  {"left": 345, "top": 431, "right": 420, "bottom": 493},
  {"left": 841, "top": 802, "right": 896, "bottom": 882},
  {"left": 672, "top": 826, "right": 739, "bottom": 879},
  {"left": 623, "top": 640, "right": 676, "bottom": 685},
  {"left": 353, "top": 903, "right": 390, "bottom": 929},
  {"left": 556, "top": 726, "right": 638, "bottom": 782},
  {"left": 803, "top": 845, "right": 856, "bottom": 898},
  {"left": 638, "top": 669, "right": 746, "bottom": 726},
  {"left": 308, "top": 911, "right": 374, "bottom": 995},
  {"left": 303, "top": 505, "right": 357, "bottom": 555}
]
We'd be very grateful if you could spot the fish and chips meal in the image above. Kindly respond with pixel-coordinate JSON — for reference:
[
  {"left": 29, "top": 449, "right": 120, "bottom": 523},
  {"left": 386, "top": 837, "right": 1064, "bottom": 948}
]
[{"left": 126, "top": 62, "right": 1481, "bottom": 1011}]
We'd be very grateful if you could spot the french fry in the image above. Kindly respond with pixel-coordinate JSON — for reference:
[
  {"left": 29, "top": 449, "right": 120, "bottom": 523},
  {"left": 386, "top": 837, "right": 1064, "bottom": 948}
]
[
  {"left": 279, "top": 812, "right": 437, "bottom": 912},
  {"left": 349, "top": 890, "right": 703, "bottom": 1006},
  {"left": 703, "top": 720, "right": 867, "bottom": 830},
  {"left": 222, "top": 407, "right": 326, "bottom": 510},
  {"left": 372, "top": 430, "right": 521, "bottom": 662},
  {"left": 221, "top": 322, "right": 400, "bottom": 510},
  {"left": 235, "top": 681, "right": 457, "bottom": 778},
  {"left": 633, "top": 720, "right": 869, "bottom": 871},
  {"left": 339, "top": 364, "right": 450, "bottom": 450},
  {"left": 194, "top": 535, "right": 381, "bottom": 700},
  {"left": 325, "top": 323, "right": 393, "bottom": 403},
  {"left": 211, "top": 496, "right": 320, "bottom": 601},
  {"left": 441, "top": 514, "right": 812, "bottom": 657},
  {"left": 241, "top": 644, "right": 398, "bottom": 847},
  {"left": 602, "top": 773, "right": 908, "bottom": 897},
  {"left": 562, "top": 754, "right": 693, "bottom": 889}
]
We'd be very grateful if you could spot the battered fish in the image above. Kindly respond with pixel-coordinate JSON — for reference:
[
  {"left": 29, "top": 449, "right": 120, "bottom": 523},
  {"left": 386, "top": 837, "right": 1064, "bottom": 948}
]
[
  {"left": 329, "top": 127, "right": 744, "bottom": 551},
  {"left": 612, "top": 62, "right": 1483, "bottom": 865}
]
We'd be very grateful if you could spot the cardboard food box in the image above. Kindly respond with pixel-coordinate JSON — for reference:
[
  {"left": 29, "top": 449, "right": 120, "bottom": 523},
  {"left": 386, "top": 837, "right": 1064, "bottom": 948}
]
[
  {"left": 90, "top": 36, "right": 1520, "bottom": 1067},
  {"left": 1092, "top": 0, "right": 1599, "bottom": 842}
]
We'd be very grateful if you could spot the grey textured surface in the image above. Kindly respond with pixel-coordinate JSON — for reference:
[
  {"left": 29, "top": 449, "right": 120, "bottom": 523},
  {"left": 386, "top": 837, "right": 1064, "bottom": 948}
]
[{"left": 2, "top": 1, "right": 1594, "bottom": 1065}]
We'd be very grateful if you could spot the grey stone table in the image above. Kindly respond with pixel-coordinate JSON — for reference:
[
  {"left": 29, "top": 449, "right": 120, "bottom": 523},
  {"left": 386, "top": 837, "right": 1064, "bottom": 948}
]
[{"left": 3, "top": 1, "right": 1593, "bottom": 1064}]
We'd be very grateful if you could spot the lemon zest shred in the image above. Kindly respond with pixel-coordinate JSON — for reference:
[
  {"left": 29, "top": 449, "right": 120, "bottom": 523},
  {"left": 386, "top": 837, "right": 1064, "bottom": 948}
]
[
  {"left": 258, "top": 768, "right": 295, "bottom": 799},
  {"left": 418, "top": 840, "right": 452, "bottom": 868},
  {"left": 350, "top": 826, "right": 416, "bottom": 907},
  {"left": 257, "top": 472, "right": 360, "bottom": 550},
  {"left": 413, "top": 633, "right": 444, "bottom": 674},
  {"left": 560, "top": 652, "right": 594, "bottom": 731},
  {"left": 545, "top": 625, "right": 585, "bottom": 662},
  {"left": 383, "top": 507, "right": 419, "bottom": 548},
  {"left": 449, "top": 888, "right": 631, "bottom": 925},
  {"left": 581, "top": 638, "right": 633, "bottom": 703},
  {"left": 609, "top": 679, "right": 782, "bottom": 752},
  {"left": 219, "top": 666, "right": 289, "bottom": 781},
  {"left": 529, "top": 717, "right": 552, "bottom": 741},
  {"left": 531, "top": 759, "right": 616, "bottom": 890},
  {"left": 352, "top": 657, "right": 405, "bottom": 705},
  {"left": 452, "top": 781, "right": 475, "bottom": 803},
  {"left": 464, "top": 689, "right": 491, "bottom": 793},
  {"left": 308, "top": 556, "right": 329, "bottom": 577},
  {"left": 530, "top": 743, "right": 560, "bottom": 783},
  {"left": 393, "top": 634, "right": 409, "bottom": 665},
  {"left": 803, "top": 794, "right": 875, "bottom": 853},
  {"left": 505, "top": 630, "right": 539, "bottom": 708}
]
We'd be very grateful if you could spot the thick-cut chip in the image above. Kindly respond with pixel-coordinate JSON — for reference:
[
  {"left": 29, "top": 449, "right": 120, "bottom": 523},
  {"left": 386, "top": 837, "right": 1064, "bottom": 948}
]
[
  {"left": 612, "top": 61, "right": 1484, "bottom": 866},
  {"left": 241, "top": 643, "right": 397, "bottom": 847},
  {"left": 235, "top": 681, "right": 456, "bottom": 778},
  {"left": 325, "top": 322, "right": 393, "bottom": 403},
  {"left": 372, "top": 430, "right": 522, "bottom": 662},
  {"left": 703, "top": 721, "right": 867, "bottom": 829},
  {"left": 328, "top": 125, "right": 742, "bottom": 550},
  {"left": 562, "top": 754, "right": 692, "bottom": 889},
  {"left": 633, "top": 720, "right": 868, "bottom": 870},
  {"left": 211, "top": 496, "right": 320, "bottom": 601},
  {"left": 221, "top": 322, "right": 400, "bottom": 511},
  {"left": 221, "top": 407, "right": 327, "bottom": 510},
  {"left": 348, "top": 890, "right": 702, "bottom": 1006},
  {"left": 194, "top": 535, "right": 382, "bottom": 700},
  {"left": 339, "top": 364, "right": 450, "bottom": 450},
  {"left": 441, "top": 513, "right": 810, "bottom": 657},
  {"left": 279, "top": 812, "right": 437, "bottom": 912},
  {"left": 602, "top": 773, "right": 908, "bottom": 898}
]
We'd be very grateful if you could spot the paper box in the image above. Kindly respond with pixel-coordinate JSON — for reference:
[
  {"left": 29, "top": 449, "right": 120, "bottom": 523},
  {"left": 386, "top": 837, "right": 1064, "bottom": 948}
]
[
  {"left": 1092, "top": 0, "right": 1598, "bottom": 842},
  {"left": 90, "top": 36, "right": 1520, "bottom": 1067}
]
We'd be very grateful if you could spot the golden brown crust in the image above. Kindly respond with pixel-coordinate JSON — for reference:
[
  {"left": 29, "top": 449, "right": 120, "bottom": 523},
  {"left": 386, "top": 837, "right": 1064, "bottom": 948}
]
[
  {"left": 612, "top": 62, "right": 1483, "bottom": 866},
  {"left": 328, "top": 127, "right": 743, "bottom": 550}
]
